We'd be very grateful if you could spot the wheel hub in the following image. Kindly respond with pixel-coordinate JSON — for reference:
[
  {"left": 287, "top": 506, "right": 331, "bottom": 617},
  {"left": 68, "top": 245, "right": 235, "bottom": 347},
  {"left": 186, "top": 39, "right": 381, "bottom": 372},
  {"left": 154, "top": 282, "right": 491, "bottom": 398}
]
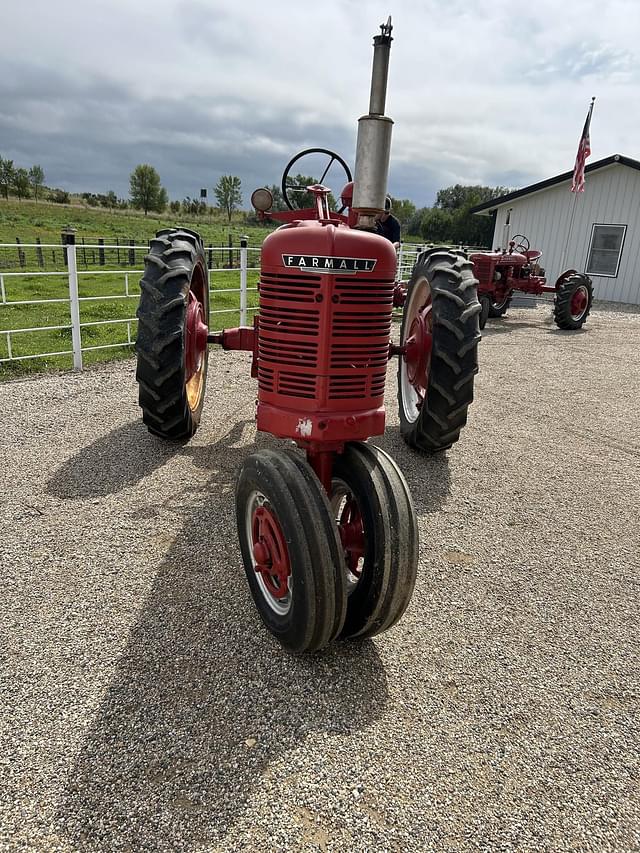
[
  {"left": 251, "top": 505, "right": 291, "bottom": 601},
  {"left": 185, "top": 290, "right": 209, "bottom": 382},
  {"left": 403, "top": 301, "right": 432, "bottom": 405},
  {"left": 570, "top": 285, "right": 588, "bottom": 320}
]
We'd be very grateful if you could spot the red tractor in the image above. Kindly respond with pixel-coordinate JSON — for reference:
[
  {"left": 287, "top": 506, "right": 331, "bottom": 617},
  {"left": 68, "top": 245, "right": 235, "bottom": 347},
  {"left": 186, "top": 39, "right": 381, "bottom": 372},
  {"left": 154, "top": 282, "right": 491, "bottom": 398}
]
[
  {"left": 134, "top": 19, "right": 481, "bottom": 652},
  {"left": 471, "top": 229, "right": 594, "bottom": 331}
]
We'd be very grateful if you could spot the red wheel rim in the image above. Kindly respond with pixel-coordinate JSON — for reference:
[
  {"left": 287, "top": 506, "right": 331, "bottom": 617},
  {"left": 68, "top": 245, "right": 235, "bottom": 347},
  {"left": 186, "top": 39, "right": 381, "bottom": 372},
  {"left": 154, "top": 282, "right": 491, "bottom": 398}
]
[
  {"left": 400, "top": 276, "right": 433, "bottom": 423},
  {"left": 331, "top": 480, "right": 366, "bottom": 591},
  {"left": 251, "top": 504, "right": 292, "bottom": 604},
  {"left": 338, "top": 497, "right": 365, "bottom": 579},
  {"left": 184, "top": 263, "right": 209, "bottom": 411},
  {"left": 570, "top": 285, "right": 589, "bottom": 320}
]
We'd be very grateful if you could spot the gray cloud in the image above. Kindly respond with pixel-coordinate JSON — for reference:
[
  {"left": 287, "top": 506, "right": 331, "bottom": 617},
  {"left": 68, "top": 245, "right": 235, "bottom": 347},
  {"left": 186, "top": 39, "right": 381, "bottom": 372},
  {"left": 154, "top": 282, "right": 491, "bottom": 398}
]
[{"left": 1, "top": 0, "right": 638, "bottom": 207}]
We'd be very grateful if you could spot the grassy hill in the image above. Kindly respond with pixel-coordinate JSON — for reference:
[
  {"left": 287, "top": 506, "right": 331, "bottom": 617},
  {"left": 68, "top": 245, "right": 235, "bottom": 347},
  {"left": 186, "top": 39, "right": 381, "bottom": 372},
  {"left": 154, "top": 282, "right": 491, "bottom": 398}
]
[{"left": 0, "top": 197, "right": 273, "bottom": 247}]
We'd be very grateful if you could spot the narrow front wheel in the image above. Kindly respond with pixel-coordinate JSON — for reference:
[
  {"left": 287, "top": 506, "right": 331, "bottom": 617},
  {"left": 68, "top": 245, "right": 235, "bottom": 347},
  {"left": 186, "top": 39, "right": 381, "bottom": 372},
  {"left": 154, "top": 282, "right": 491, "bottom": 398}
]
[{"left": 236, "top": 449, "right": 347, "bottom": 653}]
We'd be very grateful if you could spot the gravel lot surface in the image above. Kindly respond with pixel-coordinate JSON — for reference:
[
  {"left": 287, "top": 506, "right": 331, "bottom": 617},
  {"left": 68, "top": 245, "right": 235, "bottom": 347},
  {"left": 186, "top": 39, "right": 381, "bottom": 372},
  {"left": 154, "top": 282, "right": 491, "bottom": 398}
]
[{"left": 1, "top": 305, "right": 639, "bottom": 853}]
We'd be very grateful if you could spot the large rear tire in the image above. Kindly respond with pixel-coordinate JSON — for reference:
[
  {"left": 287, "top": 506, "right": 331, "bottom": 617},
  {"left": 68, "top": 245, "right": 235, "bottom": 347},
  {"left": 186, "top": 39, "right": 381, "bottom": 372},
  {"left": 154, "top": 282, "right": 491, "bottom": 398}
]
[
  {"left": 135, "top": 228, "right": 209, "bottom": 440},
  {"left": 330, "top": 443, "right": 419, "bottom": 640},
  {"left": 236, "top": 449, "right": 347, "bottom": 653},
  {"left": 397, "top": 249, "right": 481, "bottom": 453},
  {"left": 554, "top": 273, "right": 593, "bottom": 330}
]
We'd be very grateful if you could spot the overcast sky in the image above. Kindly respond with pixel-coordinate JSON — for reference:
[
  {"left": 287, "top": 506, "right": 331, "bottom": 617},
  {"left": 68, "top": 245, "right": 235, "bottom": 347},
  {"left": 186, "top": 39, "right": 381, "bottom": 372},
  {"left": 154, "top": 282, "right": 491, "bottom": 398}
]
[{"left": 1, "top": 0, "right": 638, "bottom": 206}]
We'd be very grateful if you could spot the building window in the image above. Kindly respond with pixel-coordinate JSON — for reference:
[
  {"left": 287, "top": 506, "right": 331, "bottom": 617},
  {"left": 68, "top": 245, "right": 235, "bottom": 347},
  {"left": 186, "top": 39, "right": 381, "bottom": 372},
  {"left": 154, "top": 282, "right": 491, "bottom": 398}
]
[{"left": 586, "top": 224, "right": 626, "bottom": 277}]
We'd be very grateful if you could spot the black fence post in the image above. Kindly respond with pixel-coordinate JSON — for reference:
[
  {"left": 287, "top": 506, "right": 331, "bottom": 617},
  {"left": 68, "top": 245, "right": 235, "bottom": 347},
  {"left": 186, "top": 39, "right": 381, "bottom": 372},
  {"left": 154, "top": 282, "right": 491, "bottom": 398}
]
[
  {"left": 36, "top": 237, "right": 44, "bottom": 269},
  {"left": 228, "top": 233, "right": 233, "bottom": 268},
  {"left": 81, "top": 237, "right": 87, "bottom": 267},
  {"left": 116, "top": 237, "right": 121, "bottom": 266},
  {"left": 98, "top": 237, "right": 105, "bottom": 266},
  {"left": 16, "top": 237, "right": 25, "bottom": 268},
  {"left": 208, "top": 245, "right": 213, "bottom": 268},
  {"left": 61, "top": 230, "right": 69, "bottom": 266},
  {"left": 129, "top": 239, "right": 135, "bottom": 266}
]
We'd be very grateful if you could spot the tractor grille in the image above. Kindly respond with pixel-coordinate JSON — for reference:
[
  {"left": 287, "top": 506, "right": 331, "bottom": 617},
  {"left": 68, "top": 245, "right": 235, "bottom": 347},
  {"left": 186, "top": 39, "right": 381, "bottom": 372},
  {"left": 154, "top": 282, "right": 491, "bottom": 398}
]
[
  {"left": 470, "top": 256, "right": 493, "bottom": 283},
  {"left": 334, "top": 276, "right": 395, "bottom": 304},
  {"left": 276, "top": 371, "right": 316, "bottom": 399},
  {"left": 259, "top": 271, "right": 320, "bottom": 303},
  {"left": 257, "top": 270, "right": 393, "bottom": 404},
  {"left": 259, "top": 305, "right": 320, "bottom": 336},
  {"left": 332, "top": 310, "right": 391, "bottom": 337},
  {"left": 329, "top": 340, "right": 390, "bottom": 370},
  {"left": 258, "top": 336, "right": 318, "bottom": 368}
]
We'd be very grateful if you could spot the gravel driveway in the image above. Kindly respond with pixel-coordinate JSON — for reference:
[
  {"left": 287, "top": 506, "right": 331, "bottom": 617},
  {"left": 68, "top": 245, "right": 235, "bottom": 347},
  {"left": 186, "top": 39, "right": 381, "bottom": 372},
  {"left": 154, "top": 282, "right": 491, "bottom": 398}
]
[{"left": 1, "top": 305, "right": 639, "bottom": 852}]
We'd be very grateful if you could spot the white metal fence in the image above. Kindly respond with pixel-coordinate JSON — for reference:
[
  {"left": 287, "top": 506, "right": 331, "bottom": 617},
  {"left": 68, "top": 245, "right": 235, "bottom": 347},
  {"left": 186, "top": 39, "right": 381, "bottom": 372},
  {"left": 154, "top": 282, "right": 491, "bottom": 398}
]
[
  {"left": 0, "top": 241, "right": 430, "bottom": 372},
  {"left": 0, "top": 242, "right": 262, "bottom": 371}
]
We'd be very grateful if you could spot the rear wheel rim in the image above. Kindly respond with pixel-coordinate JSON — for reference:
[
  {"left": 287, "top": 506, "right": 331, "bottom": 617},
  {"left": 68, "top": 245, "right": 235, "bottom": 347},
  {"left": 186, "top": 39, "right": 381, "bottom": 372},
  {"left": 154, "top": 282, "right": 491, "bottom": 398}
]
[
  {"left": 400, "top": 276, "right": 433, "bottom": 424},
  {"left": 246, "top": 491, "right": 292, "bottom": 615},
  {"left": 570, "top": 285, "right": 589, "bottom": 320},
  {"left": 185, "top": 263, "right": 209, "bottom": 411}
]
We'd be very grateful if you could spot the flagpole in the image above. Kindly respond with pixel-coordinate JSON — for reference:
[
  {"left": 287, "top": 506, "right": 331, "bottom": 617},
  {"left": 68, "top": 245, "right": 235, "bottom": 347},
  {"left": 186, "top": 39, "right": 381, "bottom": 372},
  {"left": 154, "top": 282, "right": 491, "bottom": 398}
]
[
  {"left": 559, "top": 96, "right": 595, "bottom": 273},
  {"left": 559, "top": 193, "right": 579, "bottom": 272}
]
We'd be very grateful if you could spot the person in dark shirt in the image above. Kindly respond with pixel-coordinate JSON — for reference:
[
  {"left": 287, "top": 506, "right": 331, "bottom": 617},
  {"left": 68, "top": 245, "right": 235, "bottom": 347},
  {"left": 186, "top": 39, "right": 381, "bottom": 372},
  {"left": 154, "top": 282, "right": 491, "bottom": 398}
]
[{"left": 375, "top": 196, "right": 401, "bottom": 248}]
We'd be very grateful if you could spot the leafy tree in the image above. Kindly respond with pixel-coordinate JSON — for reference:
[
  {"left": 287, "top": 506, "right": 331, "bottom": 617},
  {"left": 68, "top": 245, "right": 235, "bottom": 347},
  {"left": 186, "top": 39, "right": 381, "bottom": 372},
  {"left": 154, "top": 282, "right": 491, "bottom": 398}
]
[
  {"left": 157, "top": 186, "right": 168, "bottom": 213},
  {"left": 389, "top": 197, "right": 416, "bottom": 227},
  {"left": 282, "top": 173, "right": 340, "bottom": 212},
  {"left": 129, "top": 164, "right": 167, "bottom": 215},
  {"left": 435, "top": 184, "right": 504, "bottom": 211},
  {"left": 13, "top": 168, "right": 31, "bottom": 201},
  {"left": 214, "top": 175, "right": 243, "bottom": 222},
  {"left": 169, "top": 200, "right": 181, "bottom": 214},
  {"left": 0, "top": 157, "right": 15, "bottom": 199},
  {"left": 264, "top": 184, "right": 287, "bottom": 212},
  {"left": 49, "top": 188, "right": 69, "bottom": 204},
  {"left": 105, "top": 190, "right": 118, "bottom": 208},
  {"left": 420, "top": 208, "right": 453, "bottom": 242},
  {"left": 28, "top": 165, "right": 45, "bottom": 202}
]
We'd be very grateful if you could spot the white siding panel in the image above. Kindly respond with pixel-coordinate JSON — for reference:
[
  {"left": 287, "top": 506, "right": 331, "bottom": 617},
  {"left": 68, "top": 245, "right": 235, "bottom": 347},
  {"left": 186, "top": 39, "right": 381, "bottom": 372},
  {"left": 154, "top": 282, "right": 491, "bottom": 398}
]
[{"left": 489, "top": 163, "right": 640, "bottom": 304}]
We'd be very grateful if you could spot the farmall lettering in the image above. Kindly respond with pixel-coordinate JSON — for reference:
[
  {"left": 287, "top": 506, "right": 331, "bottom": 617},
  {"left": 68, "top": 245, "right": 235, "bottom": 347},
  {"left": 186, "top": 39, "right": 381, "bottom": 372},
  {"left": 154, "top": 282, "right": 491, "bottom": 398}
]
[
  {"left": 282, "top": 254, "right": 377, "bottom": 274},
  {"left": 134, "top": 17, "right": 482, "bottom": 654}
]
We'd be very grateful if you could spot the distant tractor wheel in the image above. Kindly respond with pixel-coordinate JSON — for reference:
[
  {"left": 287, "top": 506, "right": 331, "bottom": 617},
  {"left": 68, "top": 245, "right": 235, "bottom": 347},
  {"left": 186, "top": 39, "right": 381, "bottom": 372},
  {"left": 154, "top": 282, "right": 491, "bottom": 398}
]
[
  {"left": 135, "top": 228, "right": 209, "bottom": 439},
  {"left": 397, "top": 249, "right": 481, "bottom": 453},
  {"left": 554, "top": 273, "right": 593, "bottom": 330},
  {"left": 488, "top": 292, "right": 512, "bottom": 317},
  {"left": 479, "top": 294, "right": 491, "bottom": 330},
  {"left": 236, "top": 449, "right": 347, "bottom": 653},
  {"left": 330, "top": 442, "right": 419, "bottom": 640}
]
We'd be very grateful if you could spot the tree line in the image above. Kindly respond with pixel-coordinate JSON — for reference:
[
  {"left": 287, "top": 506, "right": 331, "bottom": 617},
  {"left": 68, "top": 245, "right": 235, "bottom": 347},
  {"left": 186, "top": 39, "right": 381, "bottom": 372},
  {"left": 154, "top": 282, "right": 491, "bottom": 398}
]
[
  {"left": 0, "top": 158, "right": 46, "bottom": 202},
  {"left": 1, "top": 154, "right": 509, "bottom": 244}
]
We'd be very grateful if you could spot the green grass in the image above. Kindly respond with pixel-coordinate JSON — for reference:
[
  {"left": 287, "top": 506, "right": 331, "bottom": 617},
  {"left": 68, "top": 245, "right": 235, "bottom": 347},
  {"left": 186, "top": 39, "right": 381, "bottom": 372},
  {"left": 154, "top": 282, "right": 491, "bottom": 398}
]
[
  {"left": 0, "top": 197, "right": 268, "bottom": 379},
  {"left": 0, "top": 197, "right": 273, "bottom": 248}
]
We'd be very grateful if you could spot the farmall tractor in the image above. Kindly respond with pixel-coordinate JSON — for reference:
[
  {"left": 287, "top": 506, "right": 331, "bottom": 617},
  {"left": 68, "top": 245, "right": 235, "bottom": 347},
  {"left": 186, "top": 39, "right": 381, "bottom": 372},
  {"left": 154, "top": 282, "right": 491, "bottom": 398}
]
[
  {"left": 471, "top": 218, "right": 594, "bottom": 330},
  {"left": 134, "top": 20, "right": 481, "bottom": 652}
]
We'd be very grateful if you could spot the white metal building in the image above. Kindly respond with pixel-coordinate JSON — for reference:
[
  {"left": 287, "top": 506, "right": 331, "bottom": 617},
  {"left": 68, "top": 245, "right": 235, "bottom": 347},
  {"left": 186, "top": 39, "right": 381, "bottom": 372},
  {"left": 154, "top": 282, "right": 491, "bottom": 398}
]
[{"left": 471, "top": 154, "right": 640, "bottom": 305}]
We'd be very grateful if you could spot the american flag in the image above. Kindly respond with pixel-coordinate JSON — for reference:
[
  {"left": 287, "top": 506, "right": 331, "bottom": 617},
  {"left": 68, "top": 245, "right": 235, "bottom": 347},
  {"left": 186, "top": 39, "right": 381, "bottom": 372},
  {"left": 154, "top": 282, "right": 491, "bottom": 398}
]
[{"left": 570, "top": 98, "right": 595, "bottom": 193}]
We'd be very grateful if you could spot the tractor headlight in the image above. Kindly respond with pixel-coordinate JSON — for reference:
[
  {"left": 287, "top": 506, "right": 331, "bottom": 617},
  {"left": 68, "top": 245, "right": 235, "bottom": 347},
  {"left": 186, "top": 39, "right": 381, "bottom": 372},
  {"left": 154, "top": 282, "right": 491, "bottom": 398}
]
[{"left": 251, "top": 188, "right": 273, "bottom": 212}]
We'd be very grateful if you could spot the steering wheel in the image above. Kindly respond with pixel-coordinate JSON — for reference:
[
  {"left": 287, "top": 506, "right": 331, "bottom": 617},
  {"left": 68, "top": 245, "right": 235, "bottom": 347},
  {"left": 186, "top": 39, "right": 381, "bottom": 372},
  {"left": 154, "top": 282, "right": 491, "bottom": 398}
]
[
  {"left": 511, "top": 234, "right": 530, "bottom": 255},
  {"left": 281, "top": 148, "right": 352, "bottom": 211}
]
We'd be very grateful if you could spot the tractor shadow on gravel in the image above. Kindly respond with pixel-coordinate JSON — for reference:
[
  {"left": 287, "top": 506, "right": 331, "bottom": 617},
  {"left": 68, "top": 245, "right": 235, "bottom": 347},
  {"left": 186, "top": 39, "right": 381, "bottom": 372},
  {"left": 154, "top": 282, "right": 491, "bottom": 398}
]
[
  {"left": 373, "top": 425, "right": 452, "bottom": 516},
  {"left": 480, "top": 318, "right": 551, "bottom": 337},
  {"left": 46, "top": 420, "right": 184, "bottom": 499},
  {"left": 56, "top": 421, "right": 389, "bottom": 850}
]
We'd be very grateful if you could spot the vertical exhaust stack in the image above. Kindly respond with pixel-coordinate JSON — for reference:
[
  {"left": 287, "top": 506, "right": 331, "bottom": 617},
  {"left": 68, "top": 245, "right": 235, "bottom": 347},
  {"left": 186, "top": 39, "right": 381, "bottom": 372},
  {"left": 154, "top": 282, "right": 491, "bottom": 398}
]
[
  {"left": 352, "top": 17, "right": 394, "bottom": 230},
  {"left": 502, "top": 208, "right": 512, "bottom": 252}
]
